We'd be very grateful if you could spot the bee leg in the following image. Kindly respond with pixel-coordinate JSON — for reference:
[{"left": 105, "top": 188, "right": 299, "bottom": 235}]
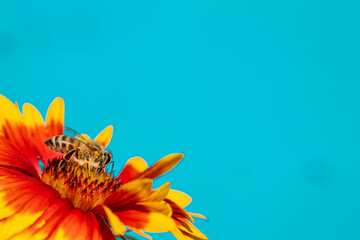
[
  {"left": 58, "top": 159, "right": 66, "bottom": 170},
  {"left": 58, "top": 149, "right": 76, "bottom": 169},
  {"left": 64, "top": 149, "right": 77, "bottom": 162},
  {"left": 86, "top": 163, "right": 91, "bottom": 176}
]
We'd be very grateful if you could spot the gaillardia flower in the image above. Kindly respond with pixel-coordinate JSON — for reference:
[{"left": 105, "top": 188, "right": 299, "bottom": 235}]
[{"left": 0, "top": 95, "right": 207, "bottom": 240}]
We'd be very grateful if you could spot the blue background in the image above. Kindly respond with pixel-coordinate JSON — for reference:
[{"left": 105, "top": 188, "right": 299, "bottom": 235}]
[{"left": 1, "top": 1, "right": 360, "bottom": 239}]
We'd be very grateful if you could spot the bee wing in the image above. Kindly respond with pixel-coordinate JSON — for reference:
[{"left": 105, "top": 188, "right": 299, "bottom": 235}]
[
  {"left": 64, "top": 127, "right": 98, "bottom": 150},
  {"left": 64, "top": 127, "right": 88, "bottom": 141}
]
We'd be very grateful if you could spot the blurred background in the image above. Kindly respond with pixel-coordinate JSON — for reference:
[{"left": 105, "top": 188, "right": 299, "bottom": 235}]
[{"left": 1, "top": 0, "right": 360, "bottom": 239}]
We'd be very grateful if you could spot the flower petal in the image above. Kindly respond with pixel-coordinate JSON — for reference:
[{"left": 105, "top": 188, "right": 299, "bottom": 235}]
[
  {"left": 105, "top": 178, "right": 153, "bottom": 210},
  {"left": 165, "top": 199, "right": 194, "bottom": 223},
  {"left": 11, "top": 198, "right": 74, "bottom": 240},
  {"left": 135, "top": 201, "right": 173, "bottom": 216},
  {"left": 130, "top": 228, "right": 153, "bottom": 240},
  {"left": 45, "top": 97, "right": 64, "bottom": 137},
  {"left": 0, "top": 150, "right": 39, "bottom": 178},
  {"left": 188, "top": 213, "right": 207, "bottom": 220},
  {"left": 142, "top": 182, "right": 171, "bottom": 202},
  {"left": 178, "top": 221, "right": 208, "bottom": 240},
  {"left": 0, "top": 176, "right": 59, "bottom": 217},
  {"left": 81, "top": 133, "right": 91, "bottom": 141},
  {"left": 166, "top": 190, "right": 192, "bottom": 208},
  {"left": 0, "top": 210, "right": 43, "bottom": 239},
  {"left": 0, "top": 166, "right": 31, "bottom": 177},
  {"left": 94, "top": 213, "right": 116, "bottom": 240},
  {"left": 136, "top": 153, "right": 184, "bottom": 179},
  {"left": 50, "top": 208, "right": 102, "bottom": 240},
  {"left": 0, "top": 176, "right": 60, "bottom": 239},
  {"left": 23, "top": 103, "right": 44, "bottom": 128},
  {"left": 0, "top": 121, "right": 42, "bottom": 178},
  {"left": 84, "top": 211, "right": 106, "bottom": 240},
  {"left": 116, "top": 210, "right": 177, "bottom": 233},
  {"left": 96, "top": 204, "right": 126, "bottom": 235},
  {"left": 0, "top": 94, "right": 24, "bottom": 127},
  {"left": 171, "top": 227, "right": 185, "bottom": 240},
  {"left": 22, "top": 102, "right": 62, "bottom": 166},
  {"left": 118, "top": 157, "right": 148, "bottom": 184},
  {"left": 94, "top": 125, "right": 113, "bottom": 148}
]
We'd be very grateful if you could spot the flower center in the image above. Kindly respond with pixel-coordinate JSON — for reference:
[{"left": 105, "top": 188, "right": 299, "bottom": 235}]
[{"left": 42, "top": 157, "right": 120, "bottom": 210}]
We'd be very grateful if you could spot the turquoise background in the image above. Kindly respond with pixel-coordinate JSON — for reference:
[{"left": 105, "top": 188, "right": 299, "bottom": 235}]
[{"left": 1, "top": 1, "right": 360, "bottom": 239}]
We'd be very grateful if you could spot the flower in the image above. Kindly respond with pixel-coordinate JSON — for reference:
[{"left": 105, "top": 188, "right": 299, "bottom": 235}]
[{"left": 0, "top": 95, "right": 208, "bottom": 240}]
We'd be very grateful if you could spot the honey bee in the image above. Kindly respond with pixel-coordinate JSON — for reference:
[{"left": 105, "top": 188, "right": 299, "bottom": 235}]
[{"left": 45, "top": 127, "right": 113, "bottom": 173}]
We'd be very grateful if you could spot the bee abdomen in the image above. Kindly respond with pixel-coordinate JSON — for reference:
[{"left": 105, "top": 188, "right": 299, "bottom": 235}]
[{"left": 45, "top": 136, "right": 78, "bottom": 154}]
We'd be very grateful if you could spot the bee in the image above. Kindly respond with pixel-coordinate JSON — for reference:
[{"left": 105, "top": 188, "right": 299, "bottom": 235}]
[{"left": 45, "top": 127, "right": 113, "bottom": 174}]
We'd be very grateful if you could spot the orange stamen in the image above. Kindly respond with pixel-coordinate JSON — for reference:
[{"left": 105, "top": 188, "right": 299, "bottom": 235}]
[{"left": 42, "top": 157, "right": 120, "bottom": 210}]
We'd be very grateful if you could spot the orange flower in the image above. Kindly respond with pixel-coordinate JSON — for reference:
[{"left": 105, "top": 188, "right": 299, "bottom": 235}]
[{"left": 0, "top": 95, "right": 207, "bottom": 240}]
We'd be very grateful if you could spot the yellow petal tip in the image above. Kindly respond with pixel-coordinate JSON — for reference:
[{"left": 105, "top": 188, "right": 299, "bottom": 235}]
[{"left": 94, "top": 125, "right": 114, "bottom": 148}]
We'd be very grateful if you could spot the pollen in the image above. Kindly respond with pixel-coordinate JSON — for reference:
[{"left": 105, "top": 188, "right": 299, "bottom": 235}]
[{"left": 42, "top": 158, "right": 121, "bottom": 210}]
